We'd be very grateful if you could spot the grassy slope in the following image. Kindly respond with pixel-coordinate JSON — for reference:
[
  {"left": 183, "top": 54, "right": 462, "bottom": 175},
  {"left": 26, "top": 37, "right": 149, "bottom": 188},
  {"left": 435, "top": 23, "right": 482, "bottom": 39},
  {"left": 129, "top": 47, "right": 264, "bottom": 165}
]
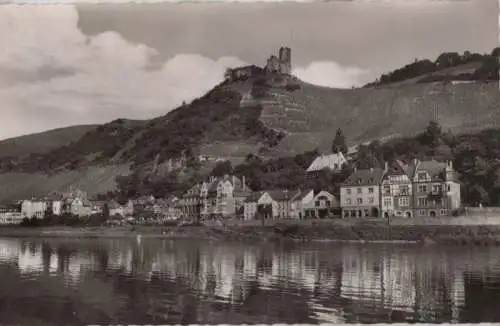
[
  {"left": 0, "top": 125, "right": 98, "bottom": 159},
  {"left": 260, "top": 80, "right": 499, "bottom": 157}
]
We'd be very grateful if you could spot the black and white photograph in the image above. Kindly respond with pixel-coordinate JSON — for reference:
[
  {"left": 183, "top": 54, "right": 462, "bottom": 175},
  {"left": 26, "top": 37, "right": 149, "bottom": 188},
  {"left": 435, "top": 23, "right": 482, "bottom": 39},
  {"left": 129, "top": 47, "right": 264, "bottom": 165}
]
[{"left": 0, "top": 0, "right": 499, "bottom": 324}]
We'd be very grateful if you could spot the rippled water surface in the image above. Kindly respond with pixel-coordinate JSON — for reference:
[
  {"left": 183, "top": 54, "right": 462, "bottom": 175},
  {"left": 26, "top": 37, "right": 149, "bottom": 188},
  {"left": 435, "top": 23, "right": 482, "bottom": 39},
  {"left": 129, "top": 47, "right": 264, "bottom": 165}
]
[{"left": 0, "top": 237, "right": 500, "bottom": 324}]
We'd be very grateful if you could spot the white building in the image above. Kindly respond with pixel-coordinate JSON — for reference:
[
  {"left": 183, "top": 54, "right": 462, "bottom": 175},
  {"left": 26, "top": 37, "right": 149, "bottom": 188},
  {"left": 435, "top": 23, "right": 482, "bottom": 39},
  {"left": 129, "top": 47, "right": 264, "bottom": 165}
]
[
  {"left": 21, "top": 199, "right": 48, "bottom": 219},
  {"left": 306, "top": 152, "right": 347, "bottom": 173}
]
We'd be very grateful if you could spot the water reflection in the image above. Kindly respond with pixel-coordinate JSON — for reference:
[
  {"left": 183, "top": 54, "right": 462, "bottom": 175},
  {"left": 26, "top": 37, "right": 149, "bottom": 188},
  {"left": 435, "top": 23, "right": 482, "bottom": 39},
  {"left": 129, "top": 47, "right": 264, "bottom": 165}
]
[{"left": 0, "top": 238, "right": 499, "bottom": 324}]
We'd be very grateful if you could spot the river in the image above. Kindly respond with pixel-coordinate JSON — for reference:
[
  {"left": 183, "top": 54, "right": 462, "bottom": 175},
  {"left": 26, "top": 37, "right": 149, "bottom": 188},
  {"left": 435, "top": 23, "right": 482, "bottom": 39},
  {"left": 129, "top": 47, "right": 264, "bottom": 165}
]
[{"left": 0, "top": 237, "right": 499, "bottom": 324}]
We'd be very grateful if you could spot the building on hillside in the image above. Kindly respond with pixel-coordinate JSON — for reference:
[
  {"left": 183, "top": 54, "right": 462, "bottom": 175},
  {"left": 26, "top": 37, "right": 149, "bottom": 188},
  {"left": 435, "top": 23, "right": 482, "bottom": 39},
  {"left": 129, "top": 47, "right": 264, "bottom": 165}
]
[
  {"left": 0, "top": 203, "right": 23, "bottom": 224},
  {"left": 244, "top": 189, "right": 299, "bottom": 220},
  {"left": 265, "top": 47, "right": 292, "bottom": 75},
  {"left": 380, "top": 160, "right": 416, "bottom": 218},
  {"left": 411, "top": 159, "right": 461, "bottom": 217},
  {"left": 340, "top": 167, "right": 386, "bottom": 218},
  {"left": 21, "top": 199, "right": 48, "bottom": 219},
  {"left": 224, "top": 65, "right": 263, "bottom": 82},
  {"left": 200, "top": 175, "right": 251, "bottom": 219},
  {"left": 306, "top": 152, "right": 348, "bottom": 176},
  {"left": 303, "top": 190, "right": 340, "bottom": 219}
]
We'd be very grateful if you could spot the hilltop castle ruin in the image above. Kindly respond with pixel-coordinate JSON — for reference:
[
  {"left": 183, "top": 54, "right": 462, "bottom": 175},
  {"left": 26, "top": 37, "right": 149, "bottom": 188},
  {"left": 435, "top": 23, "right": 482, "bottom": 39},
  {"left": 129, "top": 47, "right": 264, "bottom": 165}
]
[{"left": 225, "top": 46, "right": 292, "bottom": 81}]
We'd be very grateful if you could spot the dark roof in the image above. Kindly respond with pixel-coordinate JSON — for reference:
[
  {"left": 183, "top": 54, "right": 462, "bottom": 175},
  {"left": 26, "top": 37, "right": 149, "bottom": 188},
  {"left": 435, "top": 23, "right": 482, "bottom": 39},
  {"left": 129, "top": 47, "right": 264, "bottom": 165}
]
[
  {"left": 293, "top": 189, "right": 314, "bottom": 201},
  {"left": 343, "top": 168, "right": 385, "bottom": 186},
  {"left": 244, "top": 191, "right": 264, "bottom": 203},
  {"left": 415, "top": 160, "right": 448, "bottom": 180},
  {"left": 267, "top": 189, "right": 300, "bottom": 202}
]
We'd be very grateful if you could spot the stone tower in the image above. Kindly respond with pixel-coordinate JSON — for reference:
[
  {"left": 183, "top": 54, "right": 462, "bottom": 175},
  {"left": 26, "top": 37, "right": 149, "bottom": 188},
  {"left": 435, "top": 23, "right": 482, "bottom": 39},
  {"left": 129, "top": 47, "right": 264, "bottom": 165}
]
[{"left": 278, "top": 46, "right": 292, "bottom": 75}]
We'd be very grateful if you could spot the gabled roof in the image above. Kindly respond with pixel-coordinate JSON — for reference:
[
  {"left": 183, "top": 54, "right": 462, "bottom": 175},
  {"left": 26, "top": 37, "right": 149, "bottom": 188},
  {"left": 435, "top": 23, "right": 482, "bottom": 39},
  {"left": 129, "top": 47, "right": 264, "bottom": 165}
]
[
  {"left": 244, "top": 191, "right": 265, "bottom": 203},
  {"left": 267, "top": 189, "right": 300, "bottom": 202},
  {"left": 292, "top": 189, "right": 315, "bottom": 201},
  {"left": 306, "top": 152, "right": 347, "bottom": 172},
  {"left": 343, "top": 168, "right": 385, "bottom": 187},
  {"left": 414, "top": 160, "right": 448, "bottom": 181}
]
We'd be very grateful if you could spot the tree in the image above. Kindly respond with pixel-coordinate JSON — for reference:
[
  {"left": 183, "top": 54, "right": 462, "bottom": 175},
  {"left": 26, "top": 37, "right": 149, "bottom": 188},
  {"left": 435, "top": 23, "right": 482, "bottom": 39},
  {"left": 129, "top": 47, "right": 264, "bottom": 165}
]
[
  {"left": 211, "top": 160, "right": 233, "bottom": 177},
  {"left": 332, "top": 129, "right": 348, "bottom": 155},
  {"left": 420, "top": 121, "right": 443, "bottom": 148},
  {"left": 103, "top": 203, "right": 110, "bottom": 221}
]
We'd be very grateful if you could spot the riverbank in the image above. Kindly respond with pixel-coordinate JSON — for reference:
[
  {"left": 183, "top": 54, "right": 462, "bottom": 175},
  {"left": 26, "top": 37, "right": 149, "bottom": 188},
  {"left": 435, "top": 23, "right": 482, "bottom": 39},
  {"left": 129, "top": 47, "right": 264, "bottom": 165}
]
[{"left": 2, "top": 222, "right": 500, "bottom": 246}]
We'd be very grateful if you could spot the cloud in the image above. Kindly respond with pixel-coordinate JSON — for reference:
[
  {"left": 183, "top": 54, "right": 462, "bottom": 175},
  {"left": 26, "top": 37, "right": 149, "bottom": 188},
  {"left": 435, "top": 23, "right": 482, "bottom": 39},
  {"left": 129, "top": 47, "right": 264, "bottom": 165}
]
[
  {"left": 292, "top": 61, "right": 372, "bottom": 88},
  {"left": 0, "top": 5, "right": 247, "bottom": 140},
  {"left": 0, "top": 4, "right": 373, "bottom": 140}
]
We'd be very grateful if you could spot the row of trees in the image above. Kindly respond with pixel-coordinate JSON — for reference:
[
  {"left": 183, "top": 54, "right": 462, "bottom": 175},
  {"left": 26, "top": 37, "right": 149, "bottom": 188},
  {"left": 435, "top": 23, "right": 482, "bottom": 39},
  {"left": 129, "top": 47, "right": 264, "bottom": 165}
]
[{"left": 365, "top": 48, "right": 500, "bottom": 87}]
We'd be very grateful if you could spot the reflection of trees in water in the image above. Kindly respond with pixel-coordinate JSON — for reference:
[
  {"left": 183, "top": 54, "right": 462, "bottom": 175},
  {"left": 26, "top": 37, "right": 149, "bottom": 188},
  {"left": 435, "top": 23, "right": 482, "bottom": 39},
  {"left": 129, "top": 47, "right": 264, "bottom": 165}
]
[{"left": 462, "top": 270, "right": 500, "bottom": 322}]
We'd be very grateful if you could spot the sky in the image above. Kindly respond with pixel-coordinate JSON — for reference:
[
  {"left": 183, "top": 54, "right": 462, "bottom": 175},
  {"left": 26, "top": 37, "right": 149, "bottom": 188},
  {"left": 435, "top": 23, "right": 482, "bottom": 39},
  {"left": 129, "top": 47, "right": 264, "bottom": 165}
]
[{"left": 0, "top": 0, "right": 497, "bottom": 140}]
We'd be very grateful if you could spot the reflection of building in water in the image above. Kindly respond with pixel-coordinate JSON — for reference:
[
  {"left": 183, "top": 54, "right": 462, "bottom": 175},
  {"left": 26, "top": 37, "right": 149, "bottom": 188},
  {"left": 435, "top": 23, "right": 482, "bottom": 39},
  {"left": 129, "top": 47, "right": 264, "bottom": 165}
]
[
  {"left": 0, "top": 239, "right": 21, "bottom": 262},
  {"left": 66, "top": 253, "right": 95, "bottom": 284},
  {"left": 449, "top": 270, "right": 465, "bottom": 323},
  {"left": 340, "top": 248, "right": 417, "bottom": 312},
  {"left": 382, "top": 253, "right": 416, "bottom": 312},
  {"left": 17, "top": 243, "right": 44, "bottom": 273},
  {"left": 341, "top": 249, "right": 383, "bottom": 303},
  {"left": 212, "top": 248, "right": 236, "bottom": 300}
]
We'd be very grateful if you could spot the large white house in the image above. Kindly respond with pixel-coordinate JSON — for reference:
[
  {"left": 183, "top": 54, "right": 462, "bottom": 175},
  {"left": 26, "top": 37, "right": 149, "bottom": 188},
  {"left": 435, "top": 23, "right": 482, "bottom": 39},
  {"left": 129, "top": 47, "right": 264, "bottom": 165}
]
[{"left": 306, "top": 152, "right": 347, "bottom": 173}]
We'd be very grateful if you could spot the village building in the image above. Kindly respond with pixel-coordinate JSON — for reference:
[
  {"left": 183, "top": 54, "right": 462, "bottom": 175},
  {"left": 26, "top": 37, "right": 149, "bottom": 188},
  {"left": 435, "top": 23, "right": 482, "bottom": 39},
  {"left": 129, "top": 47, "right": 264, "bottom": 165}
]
[
  {"left": 0, "top": 203, "right": 23, "bottom": 224},
  {"left": 411, "top": 159, "right": 461, "bottom": 217},
  {"left": 21, "top": 199, "right": 48, "bottom": 219},
  {"left": 340, "top": 167, "right": 386, "bottom": 218},
  {"left": 243, "top": 189, "right": 299, "bottom": 220},
  {"left": 180, "top": 184, "right": 202, "bottom": 219},
  {"left": 303, "top": 190, "right": 340, "bottom": 219},
  {"left": 290, "top": 189, "right": 315, "bottom": 219},
  {"left": 200, "top": 175, "right": 251, "bottom": 219},
  {"left": 380, "top": 160, "right": 416, "bottom": 218}
]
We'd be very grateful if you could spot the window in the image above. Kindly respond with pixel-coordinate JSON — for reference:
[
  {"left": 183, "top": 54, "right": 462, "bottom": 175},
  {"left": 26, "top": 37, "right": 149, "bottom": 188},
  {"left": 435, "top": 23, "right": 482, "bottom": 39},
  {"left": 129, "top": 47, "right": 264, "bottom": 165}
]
[
  {"left": 447, "top": 185, "right": 451, "bottom": 192},
  {"left": 432, "top": 184, "right": 442, "bottom": 193},
  {"left": 383, "top": 185, "right": 391, "bottom": 195},
  {"left": 368, "top": 187, "right": 374, "bottom": 193},
  {"left": 418, "top": 172, "right": 427, "bottom": 180},
  {"left": 357, "top": 198, "right": 363, "bottom": 204},
  {"left": 346, "top": 189, "right": 351, "bottom": 195},
  {"left": 383, "top": 198, "right": 392, "bottom": 207},
  {"left": 326, "top": 200, "right": 331, "bottom": 207},
  {"left": 346, "top": 199, "right": 352, "bottom": 205},
  {"left": 418, "top": 197, "right": 428, "bottom": 207},
  {"left": 368, "top": 198, "right": 374, "bottom": 204},
  {"left": 419, "top": 210, "right": 426, "bottom": 216},
  {"left": 399, "top": 197, "right": 409, "bottom": 207},
  {"left": 399, "top": 185, "right": 409, "bottom": 195},
  {"left": 315, "top": 201, "right": 320, "bottom": 207},
  {"left": 418, "top": 184, "right": 427, "bottom": 193},
  {"left": 440, "top": 209, "right": 447, "bottom": 215},
  {"left": 357, "top": 188, "right": 362, "bottom": 194}
]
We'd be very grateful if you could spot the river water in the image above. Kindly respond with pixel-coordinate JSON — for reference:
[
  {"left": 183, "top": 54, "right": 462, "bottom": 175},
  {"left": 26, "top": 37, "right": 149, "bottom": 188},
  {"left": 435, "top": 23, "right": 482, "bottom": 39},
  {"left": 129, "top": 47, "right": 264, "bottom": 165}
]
[{"left": 0, "top": 237, "right": 499, "bottom": 325}]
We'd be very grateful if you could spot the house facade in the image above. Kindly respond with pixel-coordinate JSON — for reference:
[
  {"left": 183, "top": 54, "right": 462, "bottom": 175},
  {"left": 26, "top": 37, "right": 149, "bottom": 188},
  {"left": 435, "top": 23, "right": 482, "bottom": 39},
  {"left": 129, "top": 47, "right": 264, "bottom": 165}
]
[
  {"left": 21, "top": 199, "right": 47, "bottom": 219},
  {"left": 0, "top": 203, "right": 23, "bottom": 224},
  {"left": 200, "top": 175, "right": 250, "bottom": 219},
  {"left": 180, "top": 184, "right": 202, "bottom": 218},
  {"left": 411, "top": 159, "right": 461, "bottom": 217},
  {"left": 290, "top": 189, "right": 315, "bottom": 219},
  {"left": 381, "top": 160, "right": 416, "bottom": 218},
  {"left": 340, "top": 167, "right": 386, "bottom": 218},
  {"left": 243, "top": 190, "right": 298, "bottom": 220},
  {"left": 302, "top": 190, "right": 340, "bottom": 219}
]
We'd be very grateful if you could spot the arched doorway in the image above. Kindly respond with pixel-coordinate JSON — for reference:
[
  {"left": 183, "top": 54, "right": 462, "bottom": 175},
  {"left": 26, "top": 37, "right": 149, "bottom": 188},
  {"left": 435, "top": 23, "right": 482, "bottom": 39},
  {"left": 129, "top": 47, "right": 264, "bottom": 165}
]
[
  {"left": 372, "top": 208, "right": 379, "bottom": 218},
  {"left": 406, "top": 211, "right": 412, "bottom": 218},
  {"left": 430, "top": 210, "right": 436, "bottom": 217},
  {"left": 384, "top": 212, "right": 389, "bottom": 218}
]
